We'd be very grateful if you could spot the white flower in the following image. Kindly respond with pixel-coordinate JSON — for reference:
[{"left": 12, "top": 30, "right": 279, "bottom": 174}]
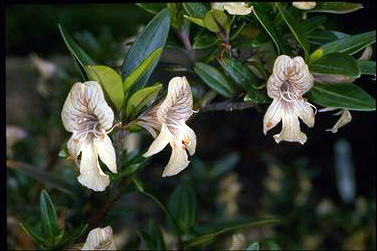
[
  {"left": 263, "top": 55, "right": 316, "bottom": 144},
  {"left": 292, "top": 2, "right": 316, "bottom": 10},
  {"left": 61, "top": 81, "right": 117, "bottom": 192},
  {"left": 137, "top": 76, "right": 196, "bottom": 177},
  {"left": 212, "top": 2, "right": 253, "bottom": 15},
  {"left": 82, "top": 226, "right": 116, "bottom": 250},
  {"left": 318, "top": 107, "right": 352, "bottom": 133}
]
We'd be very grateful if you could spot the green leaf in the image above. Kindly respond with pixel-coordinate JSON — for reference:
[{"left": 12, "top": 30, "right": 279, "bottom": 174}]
[
  {"left": 252, "top": 3, "right": 284, "bottom": 54},
  {"left": 307, "top": 30, "right": 340, "bottom": 45},
  {"left": 309, "top": 53, "right": 360, "bottom": 78},
  {"left": 246, "top": 241, "right": 260, "bottom": 251},
  {"left": 218, "top": 57, "right": 259, "bottom": 91},
  {"left": 20, "top": 222, "right": 44, "bottom": 245},
  {"left": 40, "top": 190, "right": 60, "bottom": 238},
  {"left": 183, "top": 3, "right": 209, "bottom": 18},
  {"left": 167, "top": 183, "right": 197, "bottom": 233},
  {"left": 138, "top": 219, "right": 166, "bottom": 250},
  {"left": 208, "top": 152, "right": 240, "bottom": 179},
  {"left": 298, "top": 15, "right": 327, "bottom": 36},
  {"left": 126, "top": 83, "right": 162, "bottom": 117},
  {"left": 264, "top": 240, "right": 281, "bottom": 250},
  {"left": 307, "top": 83, "right": 376, "bottom": 111},
  {"left": 310, "top": 30, "right": 376, "bottom": 61},
  {"left": 121, "top": 9, "right": 170, "bottom": 88},
  {"left": 58, "top": 24, "right": 94, "bottom": 81},
  {"left": 185, "top": 218, "right": 280, "bottom": 247},
  {"left": 57, "top": 224, "right": 88, "bottom": 249},
  {"left": 183, "top": 15, "right": 205, "bottom": 28},
  {"left": 193, "top": 32, "right": 220, "bottom": 49},
  {"left": 136, "top": 3, "right": 166, "bottom": 15},
  {"left": 276, "top": 3, "right": 310, "bottom": 59},
  {"left": 194, "top": 62, "right": 234, "bottom": 98},
  {"left": 244, "top": 87, "right": 271, "bottom": 104},
  {"left": 131, "top": 176, "right": 145, "bottom": 192},
  {"left": 85, "top": 65, "right": 124, "bottom": 111},
  {"left": 358, "top": 60, "right": 376, "bottom": 76},
  {"left": 204, "top": 10, "right": 229, "bottom": 33},
  {"left": 123, "top": 48, "right": 162, "bottom": 92},
  {"left": 8, "top": 161, "right": 76, "bottom": 198},
  {"left": 308, "top": 2, "right": 363, "bottom": 14}
]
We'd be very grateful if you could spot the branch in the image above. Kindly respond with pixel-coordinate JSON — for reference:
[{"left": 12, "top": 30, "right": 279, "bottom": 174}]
[{"left": 199, "top": 101, "right": 257, "bottom": 113}]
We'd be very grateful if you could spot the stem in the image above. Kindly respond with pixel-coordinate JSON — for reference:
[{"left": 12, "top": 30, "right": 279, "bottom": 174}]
[
  {"left": 200, "top": 101, "right": 257, "bottom": 113},
  {"left": 175, "top": 28, "right": 196, "bottom": 62}
]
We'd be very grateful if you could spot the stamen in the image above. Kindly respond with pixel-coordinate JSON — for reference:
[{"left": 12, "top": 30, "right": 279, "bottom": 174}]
[{"left": 306, "top": 101, "right": 317, "bottom": 115}]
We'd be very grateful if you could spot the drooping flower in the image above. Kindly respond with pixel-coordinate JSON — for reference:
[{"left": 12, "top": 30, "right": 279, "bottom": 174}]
[
  {"left": 318, "top": 107, "right": 352, "bottom": 133},
  {"left": 263, "top": 55, "right": 316, "bottom": 144},
  {"left": 137, "top": 76, "right": 196, "bottom": 177},
  {"left": 61, "top": 81, "right": 117, "bottom": 191},
  {"left": 292, "top": 2, "right": 316, "bottom": 10},
  {"left": 211, "top": 2, "right": 253, "bottom": 15},
  {"left": 81, "top": 226, "right": 116, "bottom": 250}
]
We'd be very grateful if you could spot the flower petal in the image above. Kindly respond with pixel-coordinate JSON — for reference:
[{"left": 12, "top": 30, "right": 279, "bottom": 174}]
[
  {"left": 61, "top": 81, "right": 114, "bottom": 132},
  {"left": 263, "top": 98, "right": 282, "bottom": 135},
  {"left": 223, "top": 2, "right": 252, "bottom": 15},
  {"left": 162, "top": 140, "right": 190, "bottom": 177},
  {"left": 274, "top": 104, "right": 307, "bottom": 144},
  {"left": 77, "top": 141, "right": 109, "bottom": 192},
  {"left": 93, "top": 135, "right": 117, "bottom": 174},
  {"left": 143, "top": 123, "right": 172, "bottom": 158},
  {"left": 181, "top": 123, "right": 197, "bottom": 156},
  {"left": 82, "top": 226, "right": 116, "bottom": 250},
  {"left": 157, "top": 76, "right": 193, "bottom": 124},
  {"left": 326, "top": 109, "right": 352, "bottom": 133},
  {"left": 294, "top": 99, "right": 315, "bottom": 128}
]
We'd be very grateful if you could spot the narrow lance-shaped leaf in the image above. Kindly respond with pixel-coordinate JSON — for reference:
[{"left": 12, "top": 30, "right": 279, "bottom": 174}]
[
  {"left": 252, "top": 3, "right": 283, "bottom": 54},
  {"left": 194, "top": 62, "right": 234, "bottom": 98},
  {"left": 121, "top": 9, "right": 170, "bottom": 88},
  {"left": 135, "top": 3, "right": 166, "bottom": 15},
  {"left": 184, "top": 15, "right": 205, "bottom": 28},
  {"left": 167, "top": 183, "right": 197, "bottom": 233},
  {"left": 20, "top": 222, "right": 44, "bottom": 245},
  {"left": 58, "top": 24, "right": 94, "bottom": 81},
  {"left": 123, "top": 48, "right": 162, "bottom": 92},
  {"left": 307, "top": 83, "right": 376, "bottom": 111},
  {"left": 126, "top": 83, "right": 162, "bottom": 117},
  {"left": 138, "top": 219, "right": 166, "bottom": 250},
  {"left": 218, "top": 57, "right": 258, "bottom": 91},
  {"left": 183, "top": 3, "right": 209, "bottom": 18},
  {"left": 40, "top": 190, "right": 61, "bottom": 238},
  {"left": 358, "top": 60, "right": 376, "bottom": 76},
  {"left": 310, "top": 30, "right": 376, "bottom": 61},
  {"left": 184, "top": 218, "right": 280, "bottom": 248},
  {"left": 276, "top": 3, "right": 310, "bottom": 59},
  {"left": 298, "top": 15, "right": 327, "bottom": 36},
  {"left": 85, "top": 65, "right": 124, "bottom": 111},
  {"left": 309, "top": 53, "right": 360, "bottom": 78},
  {"left": 57, "top": 224, "right": 88, "bottom": 249},
  {"left": 307, "top": 2, "right": 363, "bottom": 14}
]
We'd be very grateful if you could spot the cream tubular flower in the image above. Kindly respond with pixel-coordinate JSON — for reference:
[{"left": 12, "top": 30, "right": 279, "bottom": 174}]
[
  {"left": 62, "top": 81, "right": 117, "bottom": 192},
  {"left": 292, "top": 2, "right": 316, "bottom": 10},
  {"left": 318, "top": 107, "right": 352, "bottom": 133},
  {"left": 263, "top": 55, "right": 315, "bottom": 144},
  {"left": 212, "top": 2, "right": 253, "bottom": 15},
  {"left": 82, "top": 226, "right": 116, "bottom": 250},
  {"left": 139, "top": 76, "right": 196, "bottom": 177}
]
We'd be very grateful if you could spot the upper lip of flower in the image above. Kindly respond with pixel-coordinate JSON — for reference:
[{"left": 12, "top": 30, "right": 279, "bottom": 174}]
[
  {"left": 137, "top": 76, "right": 197, "bottom": 177},
  {"left": 263, "top": 55, "right": 316, "bottom": 144},
  {"left": 61, "top": 81, "right": 117, "bottom": 191}
]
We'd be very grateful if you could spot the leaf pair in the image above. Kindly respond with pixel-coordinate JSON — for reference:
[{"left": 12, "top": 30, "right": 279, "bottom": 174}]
[{"left": 20, "top": 190, "right": 87, "bottom": 250}]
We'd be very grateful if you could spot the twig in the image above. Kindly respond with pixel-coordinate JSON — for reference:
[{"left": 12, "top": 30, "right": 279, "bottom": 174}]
[{"left": 200, "top": 101, "right": 257, "bottom": 113}]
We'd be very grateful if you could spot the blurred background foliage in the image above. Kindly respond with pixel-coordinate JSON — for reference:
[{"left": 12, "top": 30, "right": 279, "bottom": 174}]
[{"left": 6, "top": 2, "right": 376, "bottom": 250}]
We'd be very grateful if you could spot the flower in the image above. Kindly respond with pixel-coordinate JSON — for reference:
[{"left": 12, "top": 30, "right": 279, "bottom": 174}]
[
  {"left": 82, "top": 226, "right": 116, "bottom": 250},
  {"left": 137, "top": 76, "right": 196, "bottom": 177},
  {"left": 263, "top": 55, "right": 316, "bottom": 144},
  {"left": 318, "top": 107, "right": 352, "bottom": 133},
  {"left": 211, "top": 2, "right": 253, "bottom": 15},
  {"left": 61, "top": 81, "right": 117, "bottom": 191},
  {"left": 292, "top": 2, "right": 316, "bottom": 10}
]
